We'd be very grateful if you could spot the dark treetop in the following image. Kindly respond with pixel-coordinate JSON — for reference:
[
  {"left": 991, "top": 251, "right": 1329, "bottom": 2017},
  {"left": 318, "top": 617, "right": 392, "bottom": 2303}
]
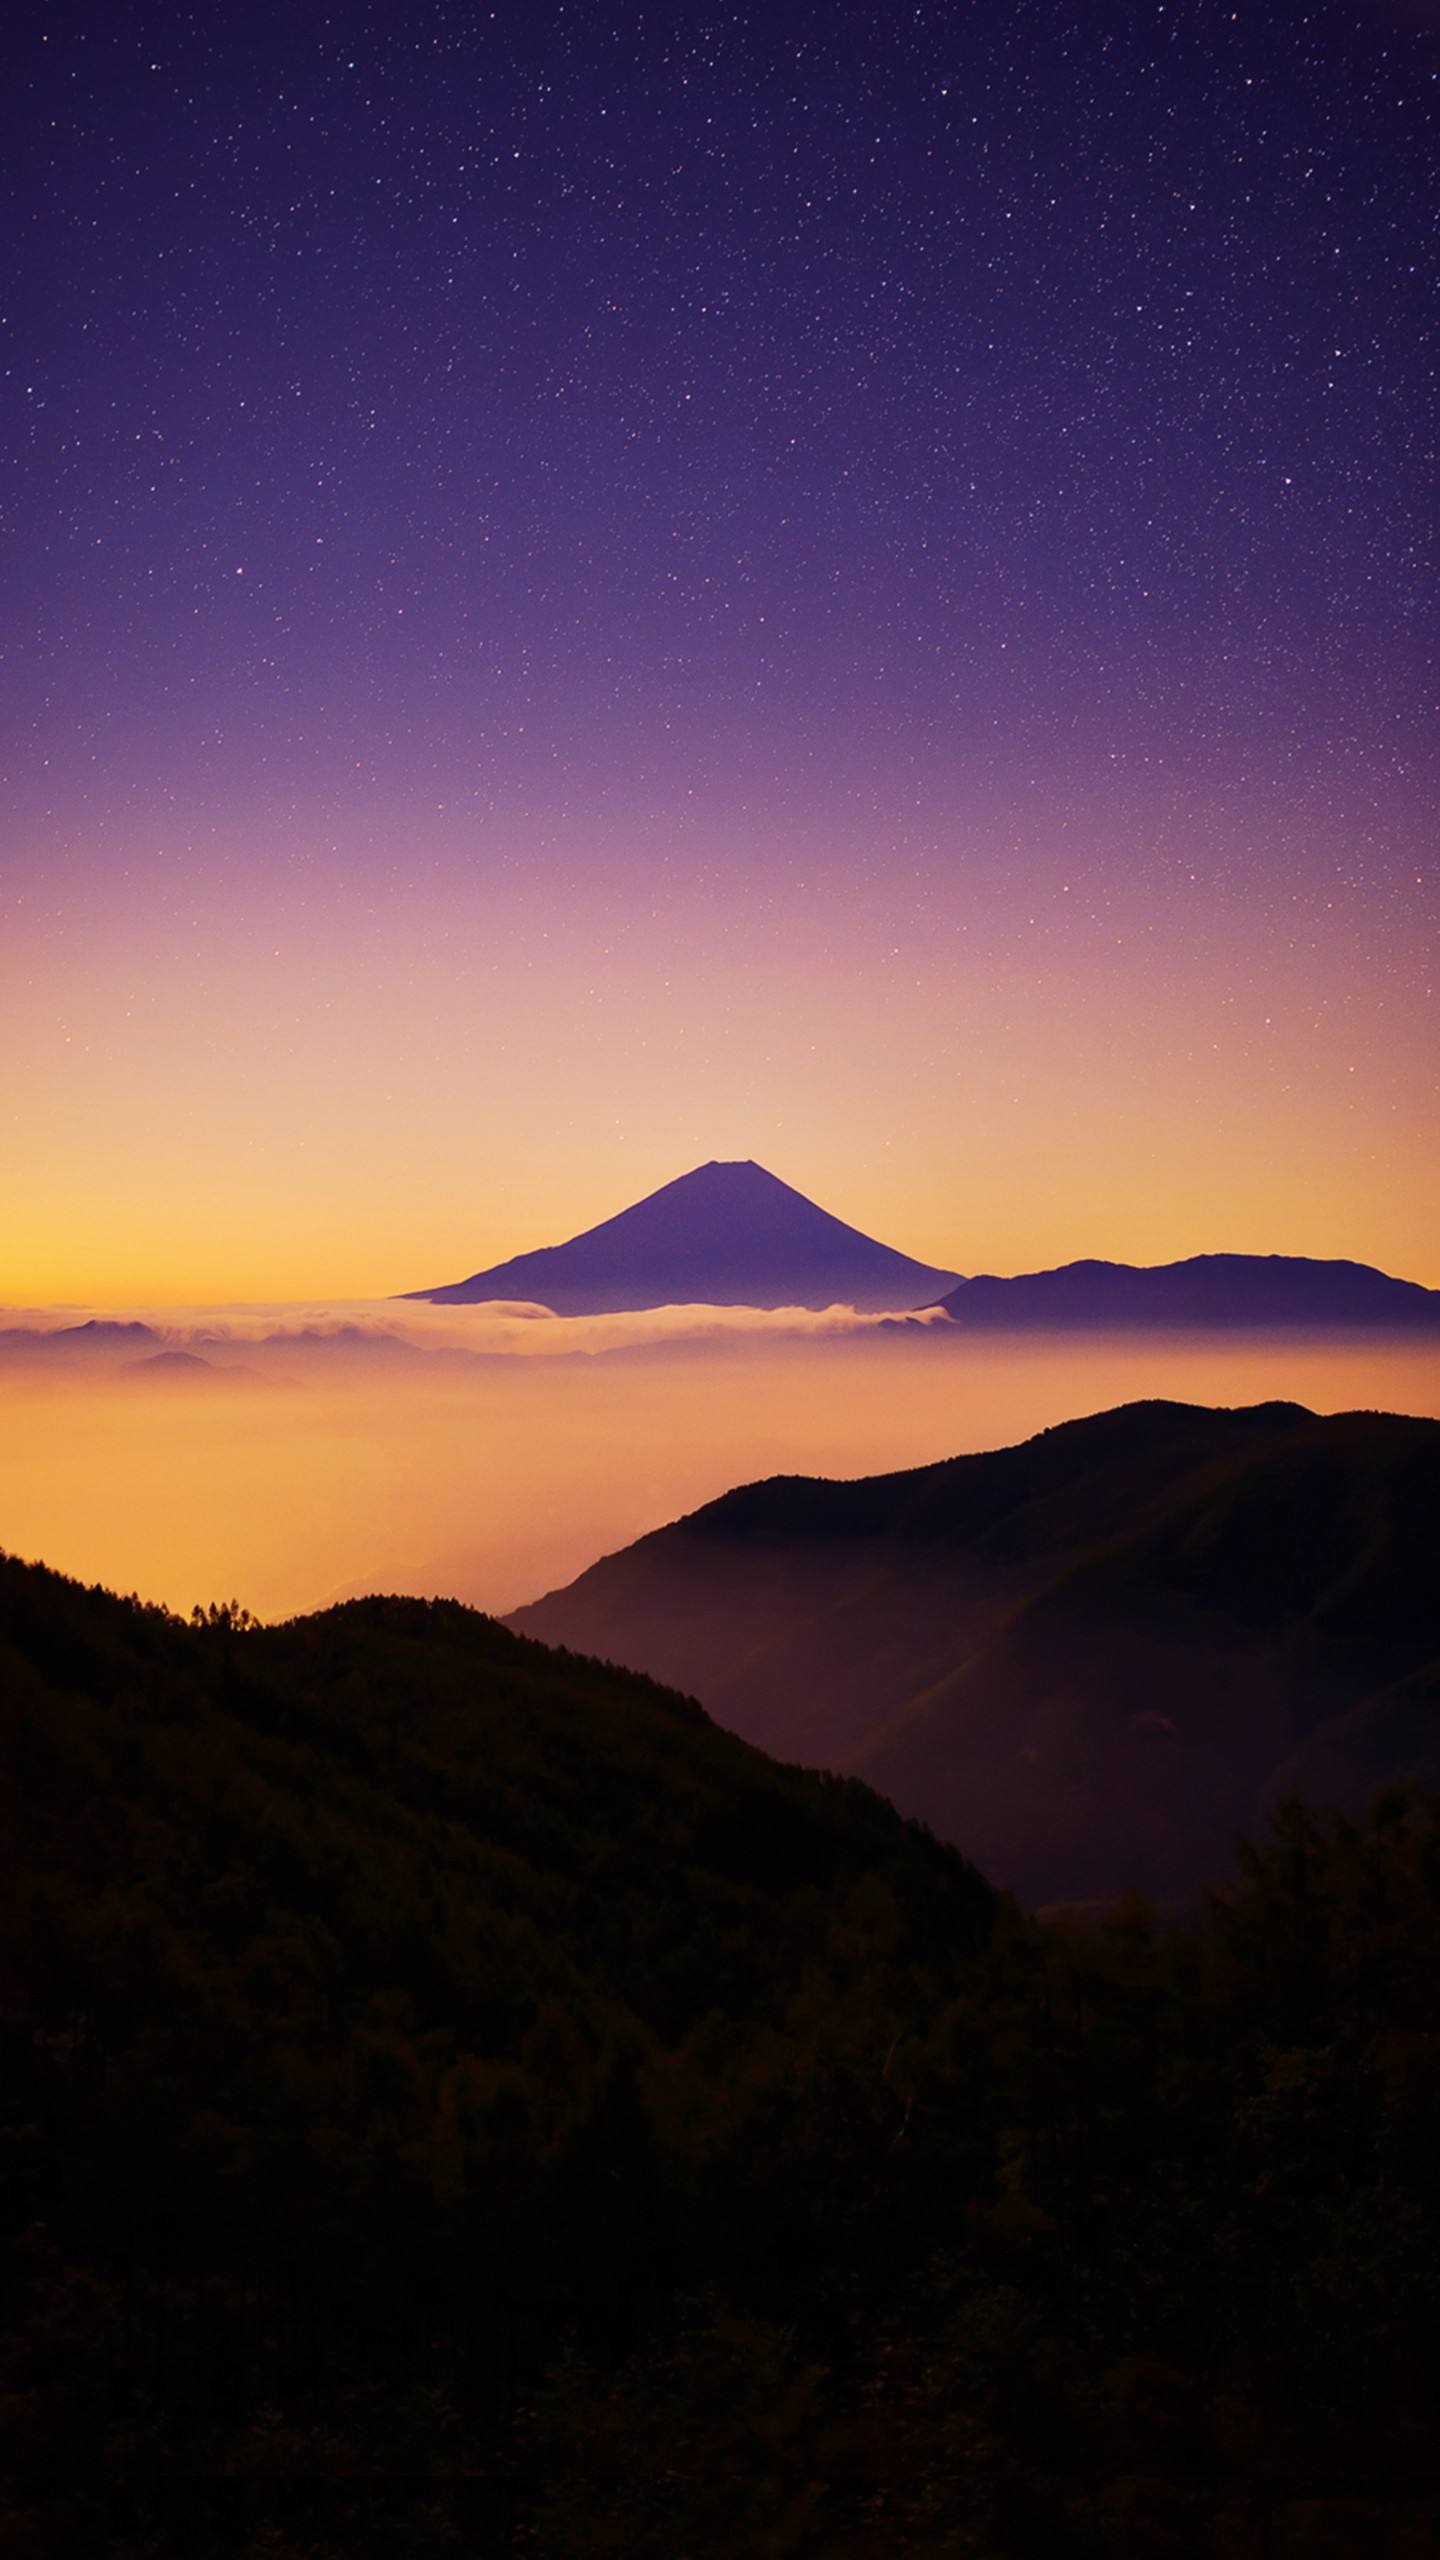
[{"left": 4, "top": 1543, "right": 1439, "bottom": 2549}]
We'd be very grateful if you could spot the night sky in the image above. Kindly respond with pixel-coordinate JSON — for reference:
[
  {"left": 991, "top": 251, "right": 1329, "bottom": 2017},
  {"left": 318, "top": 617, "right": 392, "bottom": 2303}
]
[{"left": 4, "top": 0, "right": 1437, "bottom": 1301}]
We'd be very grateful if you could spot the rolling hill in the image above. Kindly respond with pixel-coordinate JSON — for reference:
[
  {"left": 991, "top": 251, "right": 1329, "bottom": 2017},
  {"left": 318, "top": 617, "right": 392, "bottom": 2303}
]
[
  {"left": 511, "top": 1399, "right": 1440, "bottom": 1900},
  {"left": 5, "top": 1545, "right": 1439, "bottom": 2549}
]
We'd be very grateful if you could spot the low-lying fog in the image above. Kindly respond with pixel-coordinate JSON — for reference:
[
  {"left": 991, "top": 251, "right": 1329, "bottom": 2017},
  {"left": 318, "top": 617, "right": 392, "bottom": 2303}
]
[{"left": 3, "top": 1298, "right": 1438, "bottom": 1622}]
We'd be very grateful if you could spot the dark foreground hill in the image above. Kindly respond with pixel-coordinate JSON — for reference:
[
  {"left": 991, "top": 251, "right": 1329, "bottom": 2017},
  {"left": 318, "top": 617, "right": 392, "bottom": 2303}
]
[
  {"left": 3, "top": 1551, "right": 1439, "bottom": 2552},
  {"left": 512, "top": 1400, "right": 1440, "bottom": 1902},
  {"left": 930, "top": 1250, "right": 1440, "bottom": 1327},
  {"left": 401, "top": 1158, "right": 960, "bottom": 1311}
]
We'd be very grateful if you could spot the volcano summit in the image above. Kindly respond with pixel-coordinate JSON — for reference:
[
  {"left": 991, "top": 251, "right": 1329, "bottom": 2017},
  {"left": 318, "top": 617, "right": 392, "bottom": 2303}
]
[{"left": 401, "top": 1160, "right": 960, "bottom": 1315}]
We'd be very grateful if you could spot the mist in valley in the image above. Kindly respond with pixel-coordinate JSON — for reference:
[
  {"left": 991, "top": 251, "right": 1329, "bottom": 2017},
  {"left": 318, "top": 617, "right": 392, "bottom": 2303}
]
[{"left": 3, "top": 1302, "right": 1437, "bottom": 1627}]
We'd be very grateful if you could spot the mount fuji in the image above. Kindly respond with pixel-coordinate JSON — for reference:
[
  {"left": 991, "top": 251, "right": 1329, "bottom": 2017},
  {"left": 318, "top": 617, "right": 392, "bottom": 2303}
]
[{"left": 401, "top": 1160, "right": 960, "bottom": 1315}]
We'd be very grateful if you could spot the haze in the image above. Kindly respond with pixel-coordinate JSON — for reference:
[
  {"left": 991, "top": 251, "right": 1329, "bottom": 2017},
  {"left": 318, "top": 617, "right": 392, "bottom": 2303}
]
[{"left": 4, "top": 1312, "right": 1437, "bottom": 1624}]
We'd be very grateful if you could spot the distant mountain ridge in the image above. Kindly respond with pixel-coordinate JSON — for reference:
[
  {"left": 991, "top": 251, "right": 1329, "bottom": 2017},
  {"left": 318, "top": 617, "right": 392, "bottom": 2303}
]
[
  {"left": 0, "top": 1319, "right": 162, "bottom": 1355},
  {"left": 404, "top": 1157, "right": 1440, "bottom": 1323},
  {"left": 510, "top": 1399, "right": 1440, "bottom": 1901},
  {"left": 930, "top": 1252, "right": 1440, "bottom": 1328},
  {"left": 402, "top": 1159, "right": 961, "bottom": 1313}
]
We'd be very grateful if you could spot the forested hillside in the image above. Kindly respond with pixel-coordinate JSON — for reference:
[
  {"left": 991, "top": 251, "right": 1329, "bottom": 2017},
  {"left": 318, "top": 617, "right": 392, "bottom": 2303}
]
[
  {"left": 514, "top": 1399, "right": 1440, "bottom": 1899},
  {"left": 3, "top": 1548, "right": 1438, "bottom": 2554}
]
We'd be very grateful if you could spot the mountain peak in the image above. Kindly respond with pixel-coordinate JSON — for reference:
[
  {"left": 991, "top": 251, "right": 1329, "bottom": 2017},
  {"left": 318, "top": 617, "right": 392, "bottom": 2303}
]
[{"left": 402, "top": 1161, "right": 960, "bottom": 1315}]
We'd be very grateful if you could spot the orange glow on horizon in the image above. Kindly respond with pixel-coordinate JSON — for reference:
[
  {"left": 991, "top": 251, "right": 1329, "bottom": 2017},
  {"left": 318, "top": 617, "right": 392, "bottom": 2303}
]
[
  {"left": 3, "top": 1331, "right": 1438, "bottom": 1625},
  {"left": 4, "top": 809, "right": 1437, "bottom": 1304}
]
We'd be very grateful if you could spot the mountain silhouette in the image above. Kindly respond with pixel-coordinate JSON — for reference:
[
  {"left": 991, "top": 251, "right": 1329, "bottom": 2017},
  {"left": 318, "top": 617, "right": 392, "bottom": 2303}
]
[
  {"left": 930, "top": 1252, "right": 1440, "bottom": 1328},
  {"left": 511, "top": 1398, "right": 1440, "bottom": 1901},
  {"left": 118, "top": 1350, "right": 275, "bottom": 1389},
  {"left": 6, "top": 1544, "right": 1439, "bottom": 2542},
  {"left": 0, "top": 1318, "right": 162, "bottom": 1357},
  {"left": 402, "top": 1159, "right": 961, "bottom": 1313}
]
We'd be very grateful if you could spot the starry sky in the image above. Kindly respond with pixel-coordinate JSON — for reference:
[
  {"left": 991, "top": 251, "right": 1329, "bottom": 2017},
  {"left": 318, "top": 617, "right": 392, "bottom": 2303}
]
[{"left": 3, "top": 0, "right": 1437, "bottom": 1303}]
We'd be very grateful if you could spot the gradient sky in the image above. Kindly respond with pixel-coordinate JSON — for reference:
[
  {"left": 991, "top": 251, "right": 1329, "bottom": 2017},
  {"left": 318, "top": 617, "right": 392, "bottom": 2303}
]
[{"left": 3, "top": 0, "right": 1437, "bottom": 1303}]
